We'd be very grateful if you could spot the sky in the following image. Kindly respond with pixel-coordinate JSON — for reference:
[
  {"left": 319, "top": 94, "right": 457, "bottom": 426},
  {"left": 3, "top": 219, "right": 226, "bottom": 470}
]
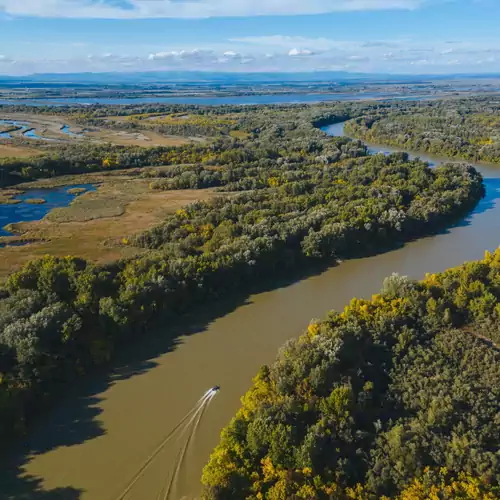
[{"left": 1, "top": 0, "right": 500, "bottom": 75}]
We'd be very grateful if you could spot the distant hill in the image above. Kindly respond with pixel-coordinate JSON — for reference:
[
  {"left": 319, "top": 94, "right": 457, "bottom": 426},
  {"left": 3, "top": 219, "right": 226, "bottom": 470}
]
[
  {"left": 1, "top": 70, "right": 500, "bottom": 88},
  {"left": 0, "top": 70, "right": 399, "bottom": 84},
  {"left": 0, "top": 70, "right": 461, "bottom": 85}
]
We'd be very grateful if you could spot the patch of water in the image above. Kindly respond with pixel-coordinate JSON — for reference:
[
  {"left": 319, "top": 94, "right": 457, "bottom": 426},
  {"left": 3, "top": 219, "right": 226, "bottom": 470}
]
[
  {"left": 0, "top": 184, "right": 95, "bottom": 237},
  {"left": 6, "top": 120, "right": 500, "bottom": 500},
  {"left": 0, "top": 92, "right": 433, "bottom": 107},
  {"left": 0, "top": 119, "right": 29, "bottom": 138},
  {"left": 23, "top": 128, "right": 57, "bottom": 141},
  {"left": 23, "top": 128, "right": 40, "bottom": 139},
  {"left": 0, "top": 241, "right": 31, "bottom": 248},
  {"left": 0, "top": 119, "right": 57, "bottom": 141},
  {"left": 60, "top": 124, "right": 80, "bottom": 136}
]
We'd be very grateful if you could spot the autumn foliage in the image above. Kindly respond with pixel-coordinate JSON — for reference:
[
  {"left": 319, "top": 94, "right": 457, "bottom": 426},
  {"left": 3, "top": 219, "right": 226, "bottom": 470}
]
[{"left": 202, "top": 251, "right": 500, "bottom": 499}]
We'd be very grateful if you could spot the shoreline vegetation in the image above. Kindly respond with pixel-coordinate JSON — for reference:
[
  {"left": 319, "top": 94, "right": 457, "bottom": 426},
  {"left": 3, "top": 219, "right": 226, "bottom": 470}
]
[
  {"left": 202, "top": 251, "right": 500, "bottom": 499},
  {"left": 0, "top": 101, "right": 486, "bottom": 452},
  {"left": 344, "top": 97, "right": 500, "bottom": 165}
]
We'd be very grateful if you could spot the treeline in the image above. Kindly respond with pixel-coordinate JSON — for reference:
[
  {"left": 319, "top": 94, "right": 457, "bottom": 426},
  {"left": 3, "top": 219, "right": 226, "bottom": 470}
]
[
  {"left": 202, "top": 251, "right": 500, "bottom": 499},
  {"left": 0, "top": 155, "right": 484, "bottom": 446},
  {"left": 137, "top": 157, "right": 484, "bottom": 260},
  {"left": 87, "top": 113, "right": 242, "bottom": 138},
  {"left": 345, "top": 96, "right": 500, "bottom": 164}
]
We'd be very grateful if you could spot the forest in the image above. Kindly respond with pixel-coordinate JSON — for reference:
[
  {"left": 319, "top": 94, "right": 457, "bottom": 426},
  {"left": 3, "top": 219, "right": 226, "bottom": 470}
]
[
  {"left": 0, "top": 101, "right": 370, "bottom": 187},
  {"left": 0, "top": 101, "right": 485, "bottom": 448},
  {"left": 345, "top": 96, "right": 500, "bottom": 164},
  {"left": 202, "top": 250, "right": 500, "bottom": 499}
]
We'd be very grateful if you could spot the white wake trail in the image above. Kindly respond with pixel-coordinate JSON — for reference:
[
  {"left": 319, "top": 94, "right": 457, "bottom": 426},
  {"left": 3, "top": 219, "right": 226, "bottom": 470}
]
[
  {"left": 162, "top": 391, "right": 217, "bottom": 500},
  {"left": 116, "top": 390, "right": 215, "bottom": 500}
]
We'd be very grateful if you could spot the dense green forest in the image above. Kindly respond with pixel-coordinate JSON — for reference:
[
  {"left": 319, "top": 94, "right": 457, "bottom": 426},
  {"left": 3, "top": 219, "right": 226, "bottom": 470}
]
[
  {"left": 345, "top": 97, "right": 500, "bottom": 164},
  {"left": 0, "top": 102, "right": 485, "bottom": 447},
  {"left": 202, "top": 250, "right": 500, "bottom": 499},
  {"left": 0, "top": 101, "right": 371, "bottom": 187}
]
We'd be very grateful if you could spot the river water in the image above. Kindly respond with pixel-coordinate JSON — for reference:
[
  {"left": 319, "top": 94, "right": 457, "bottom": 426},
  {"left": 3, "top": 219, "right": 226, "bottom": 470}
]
[
  {"left": 4, "top": 123, "right": 500, "bottom": 500},
  {"left": 0, "top": 92, "right": 429, "bottom": 107}
]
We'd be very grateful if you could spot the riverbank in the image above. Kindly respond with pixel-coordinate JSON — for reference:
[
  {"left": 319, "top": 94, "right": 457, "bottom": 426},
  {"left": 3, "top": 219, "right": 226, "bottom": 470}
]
[
  {"left": 342, "top": 98, "right": 500, "bottom": 166},
  {"left": 203, "top": 249, "right": 500, "bottom": 498}
]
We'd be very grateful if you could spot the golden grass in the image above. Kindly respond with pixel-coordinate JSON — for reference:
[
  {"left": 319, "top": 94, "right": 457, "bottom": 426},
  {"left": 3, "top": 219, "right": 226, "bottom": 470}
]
[
  {"left": 85, "top": 129, "right": 191, "bottom": 147},
  {"left": 0, "top": 189, "right": 23, "bottom": 204},
  {"left": 230, "top": 130, "right": 250, "bottom": 139},
  {"left": 67, "top": 187, "right": 87, "bottom": 195},
  {"left": 1, "top": 112, "right": 193, "bottom": 149},
  {"left": 25, "top": 198, "right": 46, "bottom": 205},
  {"left": 0, "top": 144, "right": 42, "bottom": 158}
]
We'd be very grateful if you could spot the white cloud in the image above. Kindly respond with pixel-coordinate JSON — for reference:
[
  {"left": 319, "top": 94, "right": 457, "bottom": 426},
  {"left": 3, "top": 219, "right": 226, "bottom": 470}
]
[
  {"left": 148, "top": 49, "right": 217, "bottom": 62},
  {"left": 410, "top": 59, "right": 431, "bottom": 65},
  {"left": 233, "top": 35, "right": 341, "bottom": 50},
  {"left": 3, "top": 35, "right": 500, "bottom": 75},
  {"left": 288, "top": 48, "right": 315, "bottom": 56},
  {"left": 0, "top": 55, "right": 14, "bottom": 63},
  {"left": 477, "top": 56, "right": 496, "bottom": 64},
  {"left": 0, "top": 0, "right": 427, "bottom": 19},
  {"left": 347, "top": 55, "right": 369, "bottom": 61}
]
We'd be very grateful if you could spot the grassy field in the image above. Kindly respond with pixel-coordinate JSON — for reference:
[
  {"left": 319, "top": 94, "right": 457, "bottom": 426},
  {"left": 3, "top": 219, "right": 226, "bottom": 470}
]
[
  {"left": 0, "top": 112, "right": 195, "bottom": 148},
  {"left": 0, "top": 109, "right": 219, "bottom": 279},
  {"left": 0, "top": 172, "right": 216, "bottom": 279},
  {"left": 0, "top": 144, "right": 42, "bottom": 158},
  {"left": 84, "top": 128, "right": 192, "bottom": 146}
]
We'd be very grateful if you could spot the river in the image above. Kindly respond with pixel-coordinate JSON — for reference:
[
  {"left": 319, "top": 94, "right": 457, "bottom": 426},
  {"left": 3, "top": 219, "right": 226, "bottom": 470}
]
[
  {"left": 0, "top": 92, "right": 430, "bottom": 107},
  {"left": 3, "top": 123, "right": 500, "bottom": 500}
]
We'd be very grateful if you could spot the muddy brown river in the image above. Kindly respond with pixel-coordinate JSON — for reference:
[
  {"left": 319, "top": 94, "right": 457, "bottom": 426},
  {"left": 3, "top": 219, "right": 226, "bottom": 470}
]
[{"left": 4, "top": 122, "right": 500, "bottom": 500}]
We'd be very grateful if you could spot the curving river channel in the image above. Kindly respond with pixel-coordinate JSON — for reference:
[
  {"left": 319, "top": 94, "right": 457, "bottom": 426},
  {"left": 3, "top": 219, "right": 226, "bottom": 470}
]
[{"left": 4, "top": 122, "right": 500, "bottom": 500}]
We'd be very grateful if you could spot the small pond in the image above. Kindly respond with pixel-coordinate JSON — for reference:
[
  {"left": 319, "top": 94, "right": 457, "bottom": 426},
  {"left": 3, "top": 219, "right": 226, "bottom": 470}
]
[
  {"left": 23, "top": 128, "right": 42, "bottom": 139},
  {"left": 60, "top": 124, "right": 80, "bottom": 136},
  {"left": 0, "top": 184, "right": 96, "bottom": 237},
  {"left": 23, "top": 128, "right": 57, "bottom": 141}
]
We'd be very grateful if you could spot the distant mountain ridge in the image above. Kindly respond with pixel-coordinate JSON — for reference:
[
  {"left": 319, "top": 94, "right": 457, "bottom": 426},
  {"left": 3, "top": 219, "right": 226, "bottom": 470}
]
[
  {"left": 0, "top": 70, "right": 407, "bottom": 85},
  {"left": 2, "top": 70, "right": 499, "bottom": 86}
]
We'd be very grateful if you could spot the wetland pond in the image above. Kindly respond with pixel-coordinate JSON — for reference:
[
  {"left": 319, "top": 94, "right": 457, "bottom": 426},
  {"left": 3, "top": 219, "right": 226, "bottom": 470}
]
[
  {"left": 3, "top": 123, "right": 500, "bottom": 500},
  {"left": 0, "top": 119, "right": 30, "bottom": 138},
  {"left": 0, "top": 119, "right": 63, "bottom": 141},
  {"left": 0, "top": 184, "right": 95, "bottom": 236}
]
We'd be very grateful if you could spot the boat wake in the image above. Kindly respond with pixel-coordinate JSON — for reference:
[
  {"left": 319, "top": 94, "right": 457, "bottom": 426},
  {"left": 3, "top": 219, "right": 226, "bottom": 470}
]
[{"left": 116, "top": 388, "right": 219, "bottom": 500}]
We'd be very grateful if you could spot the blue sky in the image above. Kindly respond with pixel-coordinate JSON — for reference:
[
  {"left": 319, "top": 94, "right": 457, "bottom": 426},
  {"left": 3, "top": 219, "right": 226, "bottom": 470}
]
[{"left": 0, "top": 0, "right": 500, "bottom": 75}]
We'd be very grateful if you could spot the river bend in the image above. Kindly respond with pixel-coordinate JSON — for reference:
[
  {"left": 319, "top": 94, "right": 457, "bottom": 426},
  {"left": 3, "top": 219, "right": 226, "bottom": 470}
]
[{"left": 4, "top": 122, "right": 500, "bottom": 500}]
